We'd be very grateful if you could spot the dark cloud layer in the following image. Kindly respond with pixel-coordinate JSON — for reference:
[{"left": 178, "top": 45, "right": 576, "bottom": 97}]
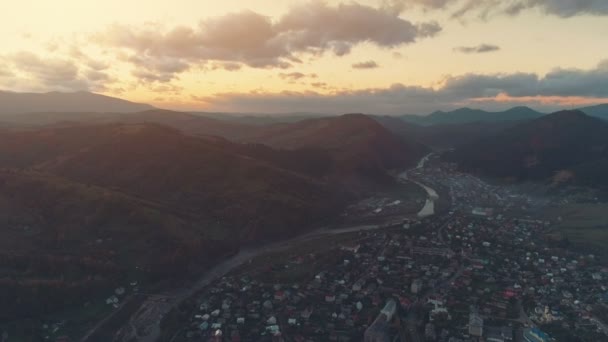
[
  {"left": 203, "top": 59, "right": 608, "bottom": 114},
  {"left": 93, "top": 2, "right": 440, "bottom": 82},
  {"left": 278, "top": 72, "right": 319, "bottom": 82},
  {"left": 454, "top": 44, "right": 500, "bottom": 54},
  {"left": 385, "top": 0, "right": 608, "bottom": 18}
]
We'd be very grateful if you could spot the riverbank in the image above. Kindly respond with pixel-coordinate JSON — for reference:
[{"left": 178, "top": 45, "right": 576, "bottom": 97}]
[
  {"left": 83, "top": 154, "right": 436, "bottom": 342},
  {"left": 400, "top": 152, "right": 440, "bottom": 218}
]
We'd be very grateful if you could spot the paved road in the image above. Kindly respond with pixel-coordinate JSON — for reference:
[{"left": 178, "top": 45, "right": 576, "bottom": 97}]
[
  {"left": 83, "top": 154, "right": 440, "bottom": 342},
  {"left": 102, "top": 223, "right": 381, "bottom": 342}
]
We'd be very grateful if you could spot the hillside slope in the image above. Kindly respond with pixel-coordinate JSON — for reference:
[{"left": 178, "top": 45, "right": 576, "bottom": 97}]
[
  {"left": 401, "top": 106, "right": 544, "bottom": 126},
  {"left": 374, "top": 115, "right": 520, "bottom": 149},
  {"left": 446, "top": 110, "right": 608, "bottom": 188},
  {"left": 242, "top": 114, "right": 429, "bottom": 187},
  {"left": 0, "top": 123, "right": 348, "bottom": 319}
]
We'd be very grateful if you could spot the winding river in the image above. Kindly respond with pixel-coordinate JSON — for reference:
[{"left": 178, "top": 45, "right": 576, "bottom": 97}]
[
  {"left": 400, "top": 152, "right": 440, "bottom": 218},
  {"left": 85, "top": 153, "right": 442, "bottom": 342}
]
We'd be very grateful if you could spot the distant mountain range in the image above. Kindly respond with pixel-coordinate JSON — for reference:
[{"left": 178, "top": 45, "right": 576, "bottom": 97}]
[
  {"left": 578, "top": 103, "right": 608, "bottom": 120},
  {"left": 400, "top": 104, "right": 608, "bottom": 126},
  {"left": 446, "top": 110, "right": 608, "bottom": 190},
  {"left": 373, "top": 115, "right": 520, "bottom": 149},
  {"left": 2, "top": 90, "right": 607, "bottom": 127},
  {"left": 0, "top": 90, "right": 154, "bottom": 114},
  {"left": 400, "top": 106, "right": 545, "bottom": 126}
]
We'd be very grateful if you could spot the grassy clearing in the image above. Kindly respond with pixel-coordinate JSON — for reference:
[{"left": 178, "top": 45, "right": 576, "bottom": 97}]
[
  {"left": 232, "top": 232, "right": 365, "bottom": 279},
  {"left": 0, "top": 298, "right": 114, "bottom": 342},
  {"left": 544, "top": 203, "right": 608, "bottom": 252}
]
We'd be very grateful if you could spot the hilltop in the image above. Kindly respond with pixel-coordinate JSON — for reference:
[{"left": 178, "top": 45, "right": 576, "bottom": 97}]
[
  {"left": 446, "top": 110, "right": 608, "bottom": 188},
  {"left": 0, "top": 91, "right": 154, "bottom": 114}
]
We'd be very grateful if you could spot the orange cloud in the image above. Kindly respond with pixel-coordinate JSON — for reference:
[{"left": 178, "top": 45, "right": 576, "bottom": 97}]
[
  {"left": 470, "top": 93, "right": 608, "bottom": 107},
  {"left": 92, "top": 2, "right": 440, "bottom": 82}
]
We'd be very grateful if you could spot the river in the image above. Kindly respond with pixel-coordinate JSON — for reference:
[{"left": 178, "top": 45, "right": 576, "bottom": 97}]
[
  {"left": 86, "top": 154, "right": 440, "bottom": 342},
  {"left": 400, "top": 152, "right": 440, "bottom": 218}
]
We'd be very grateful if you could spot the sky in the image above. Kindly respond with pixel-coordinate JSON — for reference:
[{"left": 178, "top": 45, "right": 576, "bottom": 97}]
[{"left": 0, "top": 0, "right": 607, "bottom": 114}]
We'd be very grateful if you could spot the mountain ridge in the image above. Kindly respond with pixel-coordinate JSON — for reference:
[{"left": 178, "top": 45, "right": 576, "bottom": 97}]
[
  {"left": 0, "top": 90, "right": 155, "bottom": 114},
  {"left": 445, "top": 110, "right": 608, "bottom": 189}
]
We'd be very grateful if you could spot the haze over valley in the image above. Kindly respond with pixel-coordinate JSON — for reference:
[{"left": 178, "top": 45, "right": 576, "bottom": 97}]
[{"left": 1, "top": 1, "right": 608, "bottom": 342}]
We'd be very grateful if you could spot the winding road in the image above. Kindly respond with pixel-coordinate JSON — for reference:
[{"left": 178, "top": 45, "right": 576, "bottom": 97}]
[{"left": 82, "top": 154, "right": 441, "bottom": 342}]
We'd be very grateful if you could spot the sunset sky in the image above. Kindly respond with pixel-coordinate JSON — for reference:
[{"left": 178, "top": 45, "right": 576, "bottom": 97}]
[{"left": 1, "top": 0, "right": 607, "bottom": 114}]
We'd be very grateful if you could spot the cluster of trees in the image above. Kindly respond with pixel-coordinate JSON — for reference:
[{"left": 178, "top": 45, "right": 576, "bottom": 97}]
[{"left": 0, "top": 277, "right": 112, "bottom": 320}]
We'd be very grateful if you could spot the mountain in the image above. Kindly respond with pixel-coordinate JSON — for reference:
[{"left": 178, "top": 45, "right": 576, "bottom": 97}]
[
  {"left": 579, "top": 103, "right": 608, "bottom": 120},
  {"left": 446, "top": 110, "right": 608, "bottom": 188},
  {"left": 242, "top": 114, "right": 429, "bottom": 188},
  {"left": 0, "top": 91, "right": 155, "bottom": 114},
  {"left": 191, "top": 111, "right": 331, "bottom": 125},
  {"left": 0, "top": 109, "right": 261, "bottom": 140},
  {"left": 0, "top": 123, "right": 345, "bottom": 240},
  {"left": 373, "top": 115, "right": 521, "bottom": 149},
  {"left": 0, "top": 110, "right": 425, "bottom": 188},
  {"left": 401, "top": 106, "right": 545, "bottom": 126},
  {"left": 0, "top": 123, "right": 348, "bottom": 319}
]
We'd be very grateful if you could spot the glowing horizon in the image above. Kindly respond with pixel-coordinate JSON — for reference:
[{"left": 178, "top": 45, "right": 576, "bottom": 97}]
[{"left": 1, "top": 0, "right": 607, "bottom": 114}]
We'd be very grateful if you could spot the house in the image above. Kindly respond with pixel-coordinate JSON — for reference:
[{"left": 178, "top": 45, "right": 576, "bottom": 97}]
[
  {"left": 274, "top": 291, "right": 287, "bottom": 301},
  {"left": 523, "top": 327, "right": 550, "bottom": 342},
  {"left": 468, "top": 310, "right": 483, "bottom": 337},
  {"left": 486, "top": 326, "right": 513, "bottom": 342},
  {"left": 301, "top": 308, "right": 313, "bottom": 320},
  {"left": 411, "top": 279, "right": 423, "bottom": 294}
]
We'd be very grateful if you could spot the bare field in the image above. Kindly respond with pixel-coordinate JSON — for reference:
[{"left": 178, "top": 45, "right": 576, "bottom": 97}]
[{"left": 544, "top": 203, "right": 608, "bottom": 252}]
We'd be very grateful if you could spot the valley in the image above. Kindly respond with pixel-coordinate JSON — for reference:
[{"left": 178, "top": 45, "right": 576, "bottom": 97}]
[
  {"left": 148, "top": 153, "right": 608, "bottom": 342},
  {"left": 1, "top": 92, "right": 608, "bottom": 342},
  {"left": 1, "top": 2, "right": 607, "bottom": 340}
]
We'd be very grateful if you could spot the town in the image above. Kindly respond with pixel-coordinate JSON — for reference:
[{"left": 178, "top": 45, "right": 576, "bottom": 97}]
[{"left": 160, "top": 155, "right": 608, "bottom": 342}]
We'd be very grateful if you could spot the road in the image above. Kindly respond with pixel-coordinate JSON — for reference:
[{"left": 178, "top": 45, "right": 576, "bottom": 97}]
[
  {"left": 105, "top": 223, "right": 380, "bottom": 342},
  {"left": 83, "top": 154, "right": 441, "bottom": 342}
]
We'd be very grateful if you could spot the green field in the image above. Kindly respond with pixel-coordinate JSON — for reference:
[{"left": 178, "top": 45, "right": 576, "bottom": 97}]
[{"left": 544, "top": 203, "right": 608, "bottom": 254}]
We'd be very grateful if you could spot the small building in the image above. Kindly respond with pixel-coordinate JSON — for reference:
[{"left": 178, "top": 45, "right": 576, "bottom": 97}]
[
  {"left": 523, "top": 327, "right": 550, "bottom": 342},
  {"left": 468, "top": 310, "right": 484, "bottom": 337},
  {"left": 486, "top": 326, "right": 513, "bottom": 342},
  {"left": 411, "top": 279, "right": 423, "bottom": 294}
]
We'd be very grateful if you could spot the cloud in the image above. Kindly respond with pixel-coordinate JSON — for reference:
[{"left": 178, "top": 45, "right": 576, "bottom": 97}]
[
  {"left": 0, "top": 51, "right": 113, "bottom": 92},
  {"left": 385, "top": 0, "right": 608, "bottom": 18},
  {"left": 214, "top": 62, "right": 242, "bottom": 71},
  {"left": 454, "top": 44, "right": 500, "bottom": 54},
  {"left": 279, "top": 72, "right": 318, "bottom": 81},
  {"left": 382, "top": 0, "right": 452, "bottom": 14},
  {"left": 11, "top": 52, "right": 81, "bottom": 87},
  {"left": 392, "top": 52, "right": 405, "bottom": 59},
  {"left": 93, "top": 2, "right": 440, "bottom": 81},
  {"left": 276, "top": 2, "right": 441, "bottom": 54},
  {"left": 311, "top": 82, "right": 328, "bottom": 88},
  {"left": 125, "top": 55, "right": 191, "bottom": 83},
  {"left": 352, "top": 60, "right": 380, "bottom": 69},
  {"left": 0, "top": 64, "right": 13, "bottom": 78},
  {"left": 200, "top": 59, "right": 608, "bottom": 114}
]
